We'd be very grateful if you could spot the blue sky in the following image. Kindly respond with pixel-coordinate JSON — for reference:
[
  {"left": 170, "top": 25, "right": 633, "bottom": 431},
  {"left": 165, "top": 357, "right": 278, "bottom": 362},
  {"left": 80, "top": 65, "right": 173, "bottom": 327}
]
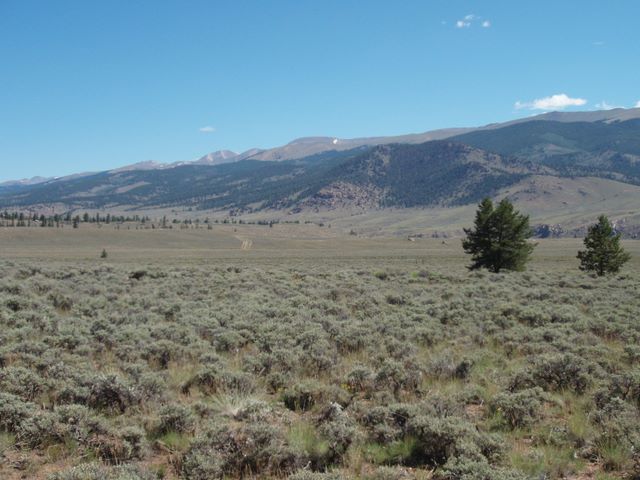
[{"left": 1, "top": 1, "right": 639, "bottom": 181}]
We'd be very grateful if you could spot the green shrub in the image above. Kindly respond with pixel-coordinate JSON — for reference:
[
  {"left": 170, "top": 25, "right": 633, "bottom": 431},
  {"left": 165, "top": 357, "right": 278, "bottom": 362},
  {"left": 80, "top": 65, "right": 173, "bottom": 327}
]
[
  {"left": 429, "top": 352, "right": 473, "bottom": 381},
  {"left": 0, "top": 366, "right": 46, "bottom": 401},
  {"left": 283, "top": 381, "right": 323, "bottom": 411},
  {"left": 436, "top": 457, "right": 528, "bottom": 480},
  {"left": 406, "top": 415, "right": 503, "bottom": 468},
  {"left": 91, "top": 426, "right": 147, "bottom": 463},
  {"left": 47, "top": 462, "right": 157, "bottom": 480},
  {"left": 181, "top": 421, "right": 305, "bottom": 479},
  {"left": 362, "top": 438, "right": 418, "bottom": 466},
  {"left": 345, "top": 364, "right": 375, "bottom": 394},
  {"left": 375, "top": 359, "right": 421, "bottom": 396},
  {"left": 316, "top": 403, "right": 357, "bottom": 466},
  {"left": 510, "top": 353, "right": 593, "bottom": 394},
  {"left": 590, "top": 396, "right": 640, "bottom": 470},
  {"left": 156, "top": 404, "right": 195, "bottom": 434},
  {"left": 54, "top": 404, "right": 109, "bottom": 444},
  {"left": 181, "top": 367, "right": 255, "bottom": 395},
  {"left": 490, "top": 388, "right": 545, "bottom": 429},
  {"left": 87, "top": 374, "right": 138, "bottom": 413},
  {"left": 287, "top": 471, "right": 345, "bottom": 480},
  {"left": 0, "top": 391, "right": 33, "bottom": 432},
  {"left": 605, "top": 370, "right": 640, "bottom": 408}
]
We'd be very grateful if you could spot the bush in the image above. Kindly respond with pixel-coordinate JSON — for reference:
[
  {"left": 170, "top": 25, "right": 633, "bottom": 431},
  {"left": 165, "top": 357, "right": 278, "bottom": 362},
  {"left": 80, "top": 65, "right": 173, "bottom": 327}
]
[
  {"left": 54, "top": 404, "right": 109, "bottom": 444},
  {"left": 287, "top": 471, "right": 345, "bottom": 480},
  {"left": 181, "top": 368, "right": 255, "bottom": 396},
  {"left": 156, "top": 404, "right": 195, "bottom": 434},
  {"left": 0, "top": 392, "right": 33, "bottom": 432},
  {"left": 605, "top": 370, "right": 640, "bottom": 408},
  {"left": 283, "top": 381, "right": 326, "bottom": 412},
  {"left": 87, "top": 374, "right": 138, "bottom": 413},
  {"left": 436, "top": 457, "right": 528, "bottom": 480},
  {"left": 316, "top": 403, "right": 357, "bottom": 466},
  {"left": 590, "top": 396, "right": 640, "bottom": 469},
  {"left": 510, "top": 353, "right": 592, "bottom": 394},
  {"left": 345, "top": 364, "right": 375, "bottom": 395},
  {"left": 0, "top": 366, "right": 46, "bottom": 401},
  {"left": 428, "top": 352, "right": 473, "bottom": 381},
  {"left": 48, "top": 462, "right": 157, "bottom": 480},
  {"left": 375, "top": 359, "right": 422, "bottom": 396},
  {"left": 406, "top": 416, "right": 503, "bottom": 468},
  {"left": 181, "top": 421, "right": 305, "bottom": 479},
  {"left": 490, "top": 388, "right": 545, "bottom": 429},
  {"left": 91, "top": 426, "right": 147, "bottom": 463},
  {"left": 362, "top": 467, "right": 416, "bottom": 480}
]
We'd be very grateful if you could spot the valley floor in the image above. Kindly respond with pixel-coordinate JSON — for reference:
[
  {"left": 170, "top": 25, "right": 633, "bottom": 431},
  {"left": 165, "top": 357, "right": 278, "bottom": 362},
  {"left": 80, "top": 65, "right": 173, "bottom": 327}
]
[{"left": 1, "top": 229, "right": 639, "bottom": 479}]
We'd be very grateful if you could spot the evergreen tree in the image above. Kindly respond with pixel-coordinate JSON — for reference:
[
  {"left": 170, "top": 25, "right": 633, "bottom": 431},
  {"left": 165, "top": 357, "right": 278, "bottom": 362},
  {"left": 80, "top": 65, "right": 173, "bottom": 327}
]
[
  {"left": 577, "top": 215, "right": 630, "bottom": 276},
  {"left": 462, "top": 198, "right": 535, "bottom": 273}
]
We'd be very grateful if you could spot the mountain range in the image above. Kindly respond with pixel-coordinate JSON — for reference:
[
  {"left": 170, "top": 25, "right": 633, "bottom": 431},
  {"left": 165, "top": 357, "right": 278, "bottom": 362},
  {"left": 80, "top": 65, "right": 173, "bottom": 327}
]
[{"left": 1, "top": 107, "right": 640, "bottom": 234}]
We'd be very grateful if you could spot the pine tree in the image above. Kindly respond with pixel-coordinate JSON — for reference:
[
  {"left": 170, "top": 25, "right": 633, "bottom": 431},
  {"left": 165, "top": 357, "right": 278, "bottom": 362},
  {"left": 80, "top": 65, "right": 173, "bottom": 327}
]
[
  {"left": 462, "top": 198, "right": 535, "bottom": 273},
  {"left": 577, "top": 215, "right": 630, "bottom": 276}
]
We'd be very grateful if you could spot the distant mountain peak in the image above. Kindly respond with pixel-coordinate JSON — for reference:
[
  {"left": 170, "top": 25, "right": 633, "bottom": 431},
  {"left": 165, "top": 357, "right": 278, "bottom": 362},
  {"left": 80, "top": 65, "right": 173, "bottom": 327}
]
[
  {"left": 0, "top": 176, "right": 53, "bottom": 187},
  {"left": 110, "top": 161, "right": 165, "bottom": 173},
  {"left": 287, "top": 136, "right": 338, "bottom": 146},
  {"left": 193, "top": 150, "right": 239, "bottom": 165}
]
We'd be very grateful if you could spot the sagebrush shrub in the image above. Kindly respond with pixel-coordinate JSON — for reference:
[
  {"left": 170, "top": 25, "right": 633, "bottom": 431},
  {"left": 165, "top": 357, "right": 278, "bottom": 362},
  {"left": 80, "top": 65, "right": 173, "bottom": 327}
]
[
  {"left": 157, "top": 404, "right": 195, "bottom": 434},
  {"left": 510, "top": 353, "right": 593, "bottom": 394},
  {"left": 490, "top": 387, "right": 545, "bottom": 429},
  {"left": 181, "top": 421, "right": 305, "bottom": 479},
  {"left": 47, "top": 462, "right": 157, "bottom": 480}
]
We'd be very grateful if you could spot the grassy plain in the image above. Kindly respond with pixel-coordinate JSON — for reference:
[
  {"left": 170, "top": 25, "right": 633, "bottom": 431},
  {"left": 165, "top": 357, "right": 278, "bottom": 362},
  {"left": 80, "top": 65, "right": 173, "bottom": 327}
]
[{"left": 1, "top": 226, "right": 639, "bottom": 480}]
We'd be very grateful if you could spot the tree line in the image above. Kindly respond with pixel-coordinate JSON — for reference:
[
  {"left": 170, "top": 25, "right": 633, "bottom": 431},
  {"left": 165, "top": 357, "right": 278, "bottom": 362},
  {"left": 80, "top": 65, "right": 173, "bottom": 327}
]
[{"left": 0, "top": 211, "right": 152, "bottom": 228}]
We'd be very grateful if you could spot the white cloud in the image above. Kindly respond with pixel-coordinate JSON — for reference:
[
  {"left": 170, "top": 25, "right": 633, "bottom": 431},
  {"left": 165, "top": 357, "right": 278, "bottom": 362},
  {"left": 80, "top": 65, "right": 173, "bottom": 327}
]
[
  {"left": 595, "top": 101, "right": 621, "bottom": 110},
  {"left": 515, "top": 93, "right": 587, "bottom": 111},
  {"left": 199, "top": 126, "right": 216, "bottom": 133},
  {"left": 455, "top": 14, "right": 490, "bottom": 29},
  {"left": 593, "top": 41, "right": 605, "bottom": 46},
  {"left": 635, "top": 101, "right": 640, "bottom": 108}
]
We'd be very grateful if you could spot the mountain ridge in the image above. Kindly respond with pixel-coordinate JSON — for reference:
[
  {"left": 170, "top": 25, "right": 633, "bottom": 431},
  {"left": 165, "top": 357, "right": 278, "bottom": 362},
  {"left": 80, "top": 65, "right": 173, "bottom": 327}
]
[
  {"left": 1, "top": 108, "right": 640, "bottom": 235},
  {"left": 7, "top": 107, "right": 635, "bottom": 186}
]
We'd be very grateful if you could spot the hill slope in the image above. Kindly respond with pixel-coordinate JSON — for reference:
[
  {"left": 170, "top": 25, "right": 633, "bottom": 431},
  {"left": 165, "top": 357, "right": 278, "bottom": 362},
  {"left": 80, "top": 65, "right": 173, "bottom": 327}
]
[
  {"left": 451, "top": 119, "right": 640, "bottom": 184},
  {"left": 1, "top": 109, "right": 640, "bottom": 234},
  {"left": 0, "top": 142, "right": 536, "bottom": 212}
]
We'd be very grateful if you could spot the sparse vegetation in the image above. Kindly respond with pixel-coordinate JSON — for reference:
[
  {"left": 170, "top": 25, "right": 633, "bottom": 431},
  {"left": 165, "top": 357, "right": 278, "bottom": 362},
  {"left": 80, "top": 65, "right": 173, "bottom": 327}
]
[{"left": 0, "top": 236, "right": 638, "bottom": 479}]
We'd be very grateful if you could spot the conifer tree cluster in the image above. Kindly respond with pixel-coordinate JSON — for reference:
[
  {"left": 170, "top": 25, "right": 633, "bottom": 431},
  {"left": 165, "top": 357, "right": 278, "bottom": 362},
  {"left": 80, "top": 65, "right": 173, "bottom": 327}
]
[
  {"left": 577, "top": 215, "right": 630, "bottom": 276},
  {"left": 462, "top": 198, "right": 535, "bottom": 273},
  {"left": 463, "top": 199, "right": 631, "bottom": 275}
]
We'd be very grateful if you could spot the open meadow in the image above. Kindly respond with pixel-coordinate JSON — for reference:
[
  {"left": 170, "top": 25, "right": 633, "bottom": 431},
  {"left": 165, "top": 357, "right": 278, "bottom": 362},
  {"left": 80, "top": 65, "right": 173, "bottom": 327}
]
[{"left": 1, "top": 226, "right": 639, "bottom": 480}]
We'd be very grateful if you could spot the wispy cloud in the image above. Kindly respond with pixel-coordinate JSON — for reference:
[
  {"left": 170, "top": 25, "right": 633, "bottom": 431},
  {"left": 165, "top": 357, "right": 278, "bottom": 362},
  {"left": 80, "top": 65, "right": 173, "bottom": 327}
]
[
  {"left": 595, "top": 101, "right": 621, "bottom": 110},
  {"left": 455, "top": 14, "right": 490, "bottom": 29},
  {"left": 199, "top": 126, "right": 216, "bottom": 133},
  {"left": 515, "top": 93, "right": 587, "bottom": 111},
  {"left": 593, "top": 41, "right": 605, "bottom": 46}
]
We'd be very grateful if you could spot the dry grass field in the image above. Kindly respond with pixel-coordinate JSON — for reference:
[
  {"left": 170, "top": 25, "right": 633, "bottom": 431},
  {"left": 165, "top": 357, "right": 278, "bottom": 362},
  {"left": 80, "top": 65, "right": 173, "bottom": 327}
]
[{"left": 1, "top": 227, "right": 639, "bottom": 480}]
